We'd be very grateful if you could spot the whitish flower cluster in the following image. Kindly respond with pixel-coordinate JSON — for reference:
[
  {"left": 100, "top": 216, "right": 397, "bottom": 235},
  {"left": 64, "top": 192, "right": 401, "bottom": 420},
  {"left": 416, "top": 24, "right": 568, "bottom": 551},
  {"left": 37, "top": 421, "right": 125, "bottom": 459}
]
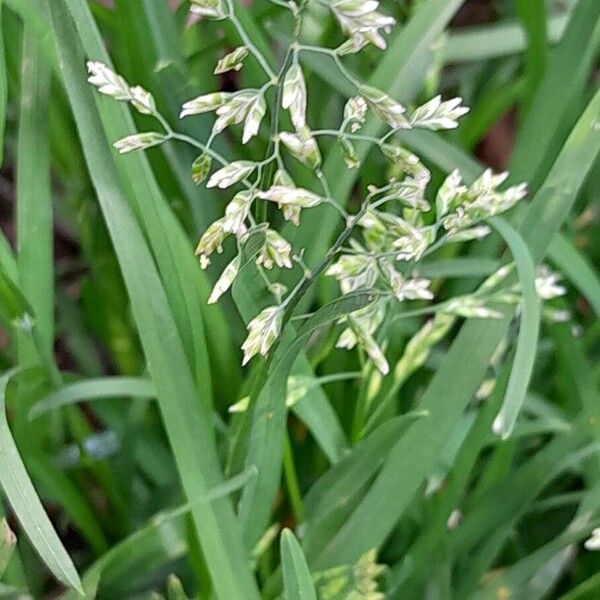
[
  {"left": 331, "top": 0, "right": 396, "bottom": 52},
  {"left": 315, "top": 549, "right": 386, "bottom": 599},
  {"left": 87, "top": 1, "right": 531, "bottom": 371},
  {"left": 325, "top": 157, "right": 528, "bottom": 372},
  {"left": 87, "top": 61, "right": 156, "bottom": 115}
]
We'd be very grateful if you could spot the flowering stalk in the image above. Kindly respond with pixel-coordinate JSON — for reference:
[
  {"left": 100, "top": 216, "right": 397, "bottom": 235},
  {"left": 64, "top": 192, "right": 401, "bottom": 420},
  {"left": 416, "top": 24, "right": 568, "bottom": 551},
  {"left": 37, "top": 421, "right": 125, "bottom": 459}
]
[{"left": 86, "top": 0, "right": 552, "bottom": 375}]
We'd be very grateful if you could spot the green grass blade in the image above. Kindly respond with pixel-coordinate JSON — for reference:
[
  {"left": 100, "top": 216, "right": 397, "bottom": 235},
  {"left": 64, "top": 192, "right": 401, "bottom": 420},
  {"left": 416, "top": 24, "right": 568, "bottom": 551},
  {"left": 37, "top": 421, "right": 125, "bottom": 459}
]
[
  {"left": 16, "top": 28, "right": 54, "bottom": 365},
  {"left": 8, "top": 0, "right": 223, "bottom": 407},
  {"left": 45, "top": 2, "right": 259, "bottom": 596},
  {"left": 548, "top": 234, "right": 600, "bottom": 316},
  {"left": 419, "top": 257, "right": 499, "bottom": 279},
  {"left": 516, "top": 0, "right": 547, "bottom": 114},
  {"left": 0, "top": 371, "right": 83, "bottom": 593},
  {"left": 59, "top": 469, "right": 257, "bottom": 599},
  {"left": 302, "top": 412, "right": 427, "bottom": 557},
  {"left": 558, "top": 571, "right": 600, "bottom": 600},
  {"left": 25, "top": 456, "right": 109, "bottom": 556},
  {"left": 62, "top": 0, "right": 216, "bottom": 408},
  {"left": 471, "top": 488, "right": 600, "bottom": 599},
  {"left": 520, "top": 88, "right": 600, "bottom": 258},
  {"left": 281, "top": 529, "right": 317, "bottom": 600},
  {"left": 0, "top": 1, "right": 7, "bottom": 167},
  {"left": 0, "top": 229, "right": 17, "bottom": 281},
  {"left": 488, "top": 217, "right": 541, "bottom": 439},
  {"left": 238, "top": 292, "right": 376, "bottom": 548},
  {"left": 551, "top": 323, "right": 600, "bottom": 451},
  {"left": 452, "top": 437, "right": 600, "bottom": 596},
  {"left": 232, "top": 244, "right": 348, "bottom": 464},
  {"left": 509, "top": 0, "right": 600, "bottom": 187},
  {"left": 443, "top": 13, "right": 568, "bottom": 63},
  {"left": 459, "top": 78, "right": 526, "bottom": 150},
  {"left": 29, "top": 377, "right": 156, "bottom": 419}
]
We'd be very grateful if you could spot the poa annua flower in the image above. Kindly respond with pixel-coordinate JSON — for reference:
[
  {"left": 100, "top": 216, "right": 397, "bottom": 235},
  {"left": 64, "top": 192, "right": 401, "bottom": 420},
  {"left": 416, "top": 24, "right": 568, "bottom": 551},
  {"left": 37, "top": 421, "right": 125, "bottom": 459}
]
[
  {"left": 222, "top": 190, "right": 254, "bottom": 235},
  {"left": 87, "top": 62, "right": 158, "bottom": 118},
  {"left": 213, "top": 91, "right": 258, "bottom": 135},
  {"left": 190, "top": 0, "right": 227, "bottom": 20},
  {"left": 113, "top": 132, "right": 166, "bottom": 154},
  {"left": 480, "top": 264, "right": 514, "bottom": 294},
  {"left": 192, "top": 153, "right": 212, "bottom": 185},
  {"left": 195, "top": 219, "right": 227, "bottom": 269},
  {"left": 392, "top": 222, "right": 435, "bottom": 261},
  {"left": 207, "top": 161, "right": 255, "bottom": 189},
  {"left": 180, "top": 92, "right": 230, "bottom": 117},
  {"left": 435, "top": 170, "right": 465, "bottom": 218},
  {"left": 282, "top": 64, "right": 307, "bottom": 131},
  {"left": 441, "top": 169, "right": 528, "bottom": 233},
  {"left": 443, "top": 225, "right": 491, "bottom": 243},
  {"left": 387, "top": 175, "right": 431, "bottom": 212},
  {"left": 380, "top": 145, "right": 426, "bottom": 178},
  {"left": 358, "top": 210, "right": 388, "bottom": 251},
  {"left": 471, "top": 168, "right": 509, "bottom": 195},
  {"left": 401, "top": 313, "right": 455, "bottom": 370},
  {"left": 535, "top": 266, "right": 567, "bottom": 300},
  {"left": 337, "top": 303, "right": 389, "bottom": 374},
  {"left": 278, "top": 131, "right": 322, "bottom": 169},
  {"left": 336, "top": 302, "right": 383, "bottom": 349},
  {"left": 331, "top": 0, "right": 395, "bottom": 51},
  {"left": 256, "top": 230, "right": 293, "bottom": 270},
  {"left": 196, "top": 91, "right": 266, "bottom": 142},
  {"left": 444, "top": 296, "right": 503, "bottom": 320},
  {"left": 381, "top": 262, "right": 433, "bottom": 301},
  {"left": 208, "top": 256, "right": 241, "bottom": 304},
  {"left": 130, "top": 86, "right": 156, "bottom": 115},
  {"left": 215, "top": 46, "right": 249, "bottom": 74},
  {"left": 341, "top": 138, "right": 360, "bottom": 169},
  {"left": 584, "top": 528, "right": 600, "bottom": 551},
  {"left": 359, "top": 85, "right": 409, "bottom": 129},
  {"left": 87, "top": 61, "right": 130, "bottom": 100},
  {"left": 243, "top": 94, "right": 267, "bottom": 143},
  {"left": 326, "top": 253, "right": 378, "bottom": 294},
  {"left": 242, "top": 306, "right": 283, "bottom": 365},
  {"left": 257, "top": 185, "right": 322, "bottom": 208},
  {"left": 360, "top": 327, "right": 389, "bottom": 375},
  {"left": 394, "top": 277, "right": 433, "bottom": 301},
  {"left": 272, "top": 169, "right": 302, "bottom": 225},
  {"left": 344, "top": 96, "right": 368, "bottom": 131},
  {"left": 409, "top": 96, "right": 470, "bottom": 130}
]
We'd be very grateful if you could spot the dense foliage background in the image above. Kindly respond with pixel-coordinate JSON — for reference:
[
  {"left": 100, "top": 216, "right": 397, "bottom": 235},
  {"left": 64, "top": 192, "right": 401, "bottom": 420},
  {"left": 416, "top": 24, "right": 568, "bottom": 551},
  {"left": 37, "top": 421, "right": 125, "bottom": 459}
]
[{"left": 0, "top": 0, "right": 599, "bottom": 598}]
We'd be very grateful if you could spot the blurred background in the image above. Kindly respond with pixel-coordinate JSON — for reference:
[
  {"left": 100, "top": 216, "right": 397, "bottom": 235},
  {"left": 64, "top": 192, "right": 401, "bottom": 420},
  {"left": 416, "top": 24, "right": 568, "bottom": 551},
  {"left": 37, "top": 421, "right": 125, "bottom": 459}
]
[{"left": 0, "top": 0, "right": 598, "bottom": 598}]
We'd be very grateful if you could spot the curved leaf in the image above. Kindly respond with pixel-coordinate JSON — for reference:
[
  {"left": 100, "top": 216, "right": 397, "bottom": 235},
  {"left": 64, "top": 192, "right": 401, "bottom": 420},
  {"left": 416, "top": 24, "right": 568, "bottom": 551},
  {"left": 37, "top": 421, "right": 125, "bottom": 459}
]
[
  {"left": 281, "top": 529, "right": 317, "bottom": 600},
  {"left": 488, "top": 217, "right": 541, "bottom": 439},
  {"left": 29, "top": 377, "right": 156, "bottom": 419},
  {"left": 0, "top": 370, "right": 83, "bottom": 593}
]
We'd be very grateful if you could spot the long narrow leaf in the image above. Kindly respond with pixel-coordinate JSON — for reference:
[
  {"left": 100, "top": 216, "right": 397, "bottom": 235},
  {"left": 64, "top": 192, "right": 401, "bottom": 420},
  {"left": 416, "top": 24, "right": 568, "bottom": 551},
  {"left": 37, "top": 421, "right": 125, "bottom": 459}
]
[
  {"left": 281, "top": 529, "right": 317, "bottom": 600},
  {"left": 45, "top": 3, "right": 259, "bottom": 596},
  {"left": 16, "top": 29, "right": 54, "bottom": 365},
  {"left": 0, "top": 370, "right": 83, "bottom": 593},
  {"left": 239, "top": 291, "right": 376, "bottom": 548},
  {"left": 0, "top": 0, "right": 6, "bottom": 167},
  {"left": 29, "top": 377, "right": 156, "bottom": 419},
  {"left": 488, "top": 217, "right": 541, "bottom": 439},
  {"left": 548, "top": 234, "right": 600, "bottom": 316}
]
